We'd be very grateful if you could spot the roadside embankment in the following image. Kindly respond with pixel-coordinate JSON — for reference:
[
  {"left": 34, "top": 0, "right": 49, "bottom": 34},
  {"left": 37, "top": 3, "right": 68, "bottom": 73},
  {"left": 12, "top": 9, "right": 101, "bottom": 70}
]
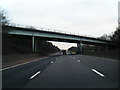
[{"left": 2, "top": 34, "right": 60, "bottom": 69}]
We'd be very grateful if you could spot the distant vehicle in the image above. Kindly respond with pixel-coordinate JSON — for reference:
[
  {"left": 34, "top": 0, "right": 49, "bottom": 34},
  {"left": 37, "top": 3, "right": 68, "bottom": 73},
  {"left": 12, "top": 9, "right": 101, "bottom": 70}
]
[
  {"left": 66, "top": 51, "right": 71, "bottom": 54},
  {"left": 70, "top": 51, "right": 76, "bottom": 55},
  {"left": 62, "top": 50, "right": 66, "bottom": 55}
]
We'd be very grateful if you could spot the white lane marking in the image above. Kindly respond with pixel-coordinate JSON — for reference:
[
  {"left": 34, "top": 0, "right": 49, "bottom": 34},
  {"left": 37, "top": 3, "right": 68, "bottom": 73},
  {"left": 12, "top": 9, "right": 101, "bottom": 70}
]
[
  {"left": 0, "top": 63, "right": 23, "bottom": 71},
  {"left": 78, "top": 60, "right": 81, "bottom": 62},
  {"left": 51, "top": 61, "right": 53, "bottom": 63},
  {"left": 92, "top": 69, "right": 105, "bottom": 77},
  {"left": 1, "top": 57, "right": 45, "bottom": 71},
  {"left": 100, "top": 58, "right": 119, "bottom": 62},
  {"left": 30, "top": 71, "right": 41, "bottom": 79},
  {"left": 91, "top": 56, "right": 119, "bottom": 62}
]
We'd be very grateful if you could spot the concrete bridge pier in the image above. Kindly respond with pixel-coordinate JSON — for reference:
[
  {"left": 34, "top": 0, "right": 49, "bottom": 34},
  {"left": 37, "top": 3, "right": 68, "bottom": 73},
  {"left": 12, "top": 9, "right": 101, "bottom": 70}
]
[
  {"left": 32, "top": 36, "right": 35, "bottom": 52},
  {"left": 77, "top": 41, "right": 82, "bottom": 54},
  {"left": 32, "top": 36, "right": 37, "bottom": 52}
]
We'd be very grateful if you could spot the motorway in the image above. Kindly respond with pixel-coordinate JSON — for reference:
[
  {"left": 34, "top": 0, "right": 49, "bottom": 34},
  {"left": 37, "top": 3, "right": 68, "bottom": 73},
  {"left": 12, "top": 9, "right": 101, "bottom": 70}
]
[{"left": 2, "top": 54, "right": 119, "bottom": 88}]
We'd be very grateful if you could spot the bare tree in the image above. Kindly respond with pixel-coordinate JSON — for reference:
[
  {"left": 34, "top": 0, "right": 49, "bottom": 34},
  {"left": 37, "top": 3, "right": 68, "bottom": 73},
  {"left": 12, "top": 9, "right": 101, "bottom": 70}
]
[
  {"left": 98, "top": 34, "right": 111, "bottom": 40},
  {"left": 0, "top": 8, "right": 9, "bottom": 25}
]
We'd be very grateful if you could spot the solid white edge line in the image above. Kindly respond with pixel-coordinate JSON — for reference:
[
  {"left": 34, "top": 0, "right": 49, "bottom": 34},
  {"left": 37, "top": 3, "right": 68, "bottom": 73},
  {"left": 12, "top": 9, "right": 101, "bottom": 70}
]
[
  {"left": 0, "top": 57, "right": 47, "bottom": 71},
  {"left": 85, "top": 55, "right": 119, "bottom": 62},
  {"left": 98, "top": 57, "right": 119, "bottom": 62},
  {"left": 30, "top": 71, "right": 41, "bottom": 79},
  {"left": 0, "top": 63, "right": 23, "bottom": 71},
  {"left": 92, "top": 69, "right": 105, "bottom": 77}
]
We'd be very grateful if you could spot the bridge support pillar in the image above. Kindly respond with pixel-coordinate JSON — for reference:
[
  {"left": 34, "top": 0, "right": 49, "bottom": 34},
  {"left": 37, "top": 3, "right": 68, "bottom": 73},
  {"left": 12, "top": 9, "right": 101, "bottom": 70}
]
[
  {"left": 34, "top": 37, "right": 37, "bottom": 52},
  {"left": 77, "top": 41, "right": 82, "bottom": 54},
  {"left": 32, "top": 36, "right": 35, "bottom": 52},
  {"left": 32, "top": 36, "right": 37, "bottom": 52}
]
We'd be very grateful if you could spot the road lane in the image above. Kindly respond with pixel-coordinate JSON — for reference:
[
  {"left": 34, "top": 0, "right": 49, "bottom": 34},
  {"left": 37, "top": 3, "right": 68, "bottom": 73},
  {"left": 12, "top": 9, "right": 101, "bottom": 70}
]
[
  {"left": 24, "top": 55, "right": 118, "bottom": 88},
  {"left": 2, "top": 54, "right": 118, "bottom": 88},
  {"left": 74, "top": 55, "right": 119, "bottom": 84},
  {"left": 2, "top": 55, "right": 60, "bottom": 88}
]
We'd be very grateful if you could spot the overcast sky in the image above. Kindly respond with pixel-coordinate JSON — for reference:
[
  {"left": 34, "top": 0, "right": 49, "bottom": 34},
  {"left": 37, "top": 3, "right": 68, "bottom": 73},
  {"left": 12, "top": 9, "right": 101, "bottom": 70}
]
[{"left": 0, "top": 0, "right": 119, "bottom": 49}]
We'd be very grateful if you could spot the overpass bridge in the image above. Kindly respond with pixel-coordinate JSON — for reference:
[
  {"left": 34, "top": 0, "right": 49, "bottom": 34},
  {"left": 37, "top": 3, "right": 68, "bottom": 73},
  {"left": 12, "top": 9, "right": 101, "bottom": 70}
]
[{"left": 2, "top": 25, "right": 114, "bottom": 53}]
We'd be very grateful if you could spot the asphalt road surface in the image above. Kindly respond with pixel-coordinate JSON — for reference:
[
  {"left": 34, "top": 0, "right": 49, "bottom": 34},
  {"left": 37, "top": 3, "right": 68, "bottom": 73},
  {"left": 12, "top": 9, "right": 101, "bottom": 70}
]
[{"left": 2, "top": 54, "right": 119, "bottom": 88}]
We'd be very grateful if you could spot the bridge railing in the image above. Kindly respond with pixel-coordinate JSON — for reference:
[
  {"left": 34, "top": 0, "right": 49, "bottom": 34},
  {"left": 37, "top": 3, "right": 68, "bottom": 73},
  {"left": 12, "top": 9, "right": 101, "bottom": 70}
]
[{"left": 5, "top": 23, "right": 110, "bottom": 41}]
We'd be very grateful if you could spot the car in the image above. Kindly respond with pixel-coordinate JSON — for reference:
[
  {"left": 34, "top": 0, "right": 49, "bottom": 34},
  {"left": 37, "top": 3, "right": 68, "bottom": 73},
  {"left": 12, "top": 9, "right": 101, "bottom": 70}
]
[{"left": 71, "top": 51, "right": 76, "bottom": 55}]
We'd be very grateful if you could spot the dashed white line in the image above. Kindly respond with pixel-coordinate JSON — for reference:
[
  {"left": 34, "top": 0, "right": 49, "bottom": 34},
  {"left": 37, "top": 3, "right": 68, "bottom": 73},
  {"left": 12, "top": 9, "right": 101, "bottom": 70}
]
[
  {"left": 92, "top": 69, "right": 105, "bottom": 77},
  {"left": 51, "top": 61, "right": 53, "bottom": 63},
  {"left": 78, "top": 60, "right": 81, "bottom": 62},
  {"left": 30, "top": 71, "right": 41, "bottom": 79}
]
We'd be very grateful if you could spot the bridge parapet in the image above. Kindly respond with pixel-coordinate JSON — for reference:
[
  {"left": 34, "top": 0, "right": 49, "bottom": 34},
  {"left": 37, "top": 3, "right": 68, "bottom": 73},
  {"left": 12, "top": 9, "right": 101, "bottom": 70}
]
[
  {"left": 2, "top": 24, "right": 115, "bottom": 53},
  {"left": 4, "top": 23, "right": 100, "bottom": 39}
]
